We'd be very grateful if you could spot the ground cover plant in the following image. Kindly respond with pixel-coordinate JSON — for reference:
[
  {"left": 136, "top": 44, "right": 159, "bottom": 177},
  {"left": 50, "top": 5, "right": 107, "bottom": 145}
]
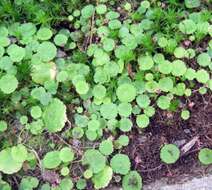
[{"left": 0, "top": 0, "right": 211, "bottom": 189}]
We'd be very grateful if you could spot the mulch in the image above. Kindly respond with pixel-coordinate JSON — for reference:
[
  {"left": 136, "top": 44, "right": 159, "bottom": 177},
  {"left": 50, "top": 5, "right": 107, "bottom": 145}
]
[{"left": 124, "top": 92, "right": 212, "bottom": 185}]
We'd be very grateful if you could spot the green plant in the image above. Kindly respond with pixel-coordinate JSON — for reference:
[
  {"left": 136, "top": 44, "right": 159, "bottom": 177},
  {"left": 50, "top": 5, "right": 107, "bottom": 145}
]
[
  {"left": 0, "top": 74, "right": 18, "bottom": 94},
  {"left": 157, "top": 96, "right": 171, "bottom": 110},
  {"left": 42, "top": 151, "right": 61, "bottom": 169},
  {"left": 198, "top": 148, "right": 212, "bottom": 165},
  {"left": 20, "top": 176, "right": 39, "bottom": 190},
  {"left": 185, "top": 0, "right": 200, "bottom": 8},
  {"left": 116, "top": 83, "right": 137, "bottom": 103},
  {"left": 160, "top": 144, "right": 180, "bottom": 164},
  {"left": 0, "top": 145, "right": 27, "bottom": 174},
  {"left": 61, "top": 167, "right": 70, "bottom": 176},
  {"left": 181, "top": 110, "right": 190, "bottom": 120},
  {"left": 82, "top": 149, "right": 106, "bottom": 174},
  {"left": 99, "top": 139, "right": 114, "bottom": 156},
  {"left": 122, "top": 171, "right": 142, "bottom": 190},
  {"left": 92, "top": 166, "right": 113, "bottom": 189},
  {"left": 136, "top": 114, "right": 150, "bottom": 128},
  {"left": 197, "top": 53, "right": 211, "bottom": 67},
  {"left": 0, "top": 177, "right": 11, "bottom": 190},
  {"left": 59, "top": 147, "right": 75, "bottom": 163},
  {"left": 0, "top": 120, "right": 7, "bottom": 132},
  {"left": 60, "top": 178, "right": 74, "bottom": 190},
  {"left": 0, "top": 1, "right": 211, "bottom": 189},
  {"left": 42, "top": 98, "right": 67, "bottom": 132},
  {"left": 110, "top": 154, "right": 131, "bottom": 175},
  {"left": 76, "top": 178, "right": 86, "bottom": 190},
  {"left": 30, "top": 106, "right": 42, "bottom": 119},
  {"left": 179, "top": 19, "right": 196, "bottom": 34}
]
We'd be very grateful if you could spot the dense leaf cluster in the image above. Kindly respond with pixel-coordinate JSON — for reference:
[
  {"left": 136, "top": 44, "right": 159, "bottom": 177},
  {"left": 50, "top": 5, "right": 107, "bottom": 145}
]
[{"left": 0, "top": 0, "right": 211, "bottom": 189}]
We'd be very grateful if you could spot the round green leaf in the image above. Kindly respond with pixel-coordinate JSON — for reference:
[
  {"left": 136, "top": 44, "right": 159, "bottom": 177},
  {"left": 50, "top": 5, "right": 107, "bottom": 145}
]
[
  {"left": 56, "top": 71, "right": 68, "bottom": 82},
  {"left": 138, "top": 55, "right": 154, "bottom": 70},
  {"left": 158, "top": 77, "right": 174, "bottom": 92},
  {"left": 60, "top": 178, "right": 73, "bottom": 190},
  {"left": 81, "top": 5, "right": 95, "bottom": 19},
  {"left": 11, "top": 144, "right": 27, "bottom": 163},
  {"left": 196, "top": 69, "right": 209, "bottom": 84},
  {"left": 103, "top": 38, "right": 115, "bottom": 52},
  {"left": 82, "top": 149, "right": 106, "bottom": 173},
  {"left": 185, "top": 68, "right": 196, "bottom": 80},
  {"left": 0, "top": 120, "right": 7, "bottom": 132},
  {"left": 92, "top": 166, "right": 113, "bottom": 189},
  {"left": 59, "top": 147, "right": 74, "bottom": 163},
  {"left": 37, "top": 42, "right": 57, "bottom": 62},
  {"left": 108, "top": 20, "right": 122, "bottom": 30},
  {"left": 75, "top": 81, "right": 89, "bottom": 95},
  {"left": 61, "top": 167, "right": 70, "bottom": 176},
  {"left": 158, "top": 37, "right": 168, "bottom": 48},
  {"left": 0, "top": 37, "right": 10, "bottom": 47},
  {"left": 0, "top": 148, "right": 23, "bottom": 174},
  {"left": 158, "top": 60, "right": 172, "bottom": 74},
  {"left": 122, "top": 34, "right": 137, "bottom": 50},
  {"left": 171, "top": 60, "right": 187, "bottom": 77},
  {"left": 116, "top": 83, "right": 136, "bottom": 103},
  {"left": 76, "top": 179, "right": 86, "bottom": 190},
  {"left": 179, "top": 19, "right": 196, "bottom": 34},
  {"left": 100, "top": 103, "right": 118, "bottom": 119},
  {"left": 106, "top": 11, "right": 120, "bottom": 20},
  {"left": 96, "top": 4, "right": 107, "bottom": 15},
  {"left": 185, "top": 0, "right": 200, "bottom": 8},
  {"left": 20, "top": 23, "right": 36, "bottom": 37},
  {"left": 31, "top": 62, "right": 57, "bottom": 85},
  {"left": 174, "top": 47, "right": 187, "bottom": 58},
  {"left": 7, "top": 44, "right": 25, "bottom": 62},
  {"left": 119, "top": 118, "right": 132, "bottom": 132},
  {"left": 88, "top": 119, "right": 100, "bottom": 131},
  {"left": 122, "top": 171, "right": 142, "bottom": 190},
  {"left": 198, "top": 148, "right": 212, "bottom": 165},
  {"left": 181, "top": 110, "right": 190, "bottom": 120},
  {"left": 136, "top": 114, "right": 149, "bottom": 128},
  {"left": 197, "top": 53, "right": 211, "bottom": 67},
  {"left": 37, "top": 27, "right": 53, "bottom": 41},
  {"left": 0, "top": 26, "right": 8, "bottom": 36},
  {"left": 54, "top": 34, "right": 68, "bottom": 47},
  {"left": 157, "top": 95, "right": 171, "bottom": 110},
  {"left": 99, "top": 140, "right": 114, "bottom": 156},
  {"left": 136, "top": 94, "right": 150, "bottom": 108},
  {"left": 0, "top": 74, "right": 18, "bottom": 94},
  {"left": 30, "top": 106, "right": 42, "bottom": 119},
  {"left": 86, "top": 130, "right": 97, "bottom": 141},
  {"left": 43, "top": 151, "right": 61, "bottom": 169},
  {"left": 92, "top": 84, "right": 106, "bottom": 99},
  {"left": 118, "top": 103, "right": 132, "bottom": 117},
  {"left": 110, "top": 154, "right": 131, "bottom": 175},
  {"left": 144, "top": 106, "right": 155, "bottom": 117},
  {"left": 42, "top": 98, "right": 67, "bottom": 132},
  {"left": 160, "top": 144, "right": 180, "bottom": 164}
]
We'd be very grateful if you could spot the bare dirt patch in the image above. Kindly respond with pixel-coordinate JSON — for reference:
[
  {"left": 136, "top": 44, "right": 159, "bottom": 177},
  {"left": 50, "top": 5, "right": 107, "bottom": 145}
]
[{"left": 124, "top": 92, "right": 212, "bottom": 185}]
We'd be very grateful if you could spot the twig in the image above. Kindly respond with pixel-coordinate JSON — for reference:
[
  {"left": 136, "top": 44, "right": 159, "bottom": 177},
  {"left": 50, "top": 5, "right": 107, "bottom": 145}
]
[
  {"left": 12, "top": 176, "right": 19, "bottom": 187},
  {"left": 23, "top": 144, "right": 44, "bottom": 173},
  {"left": 181, "top": 136, "right": 199, "bottom": 155},
  {"left": 66, "top": 119, "right": 72, "bottom": 128},
  {"left": 89, "top": 13, "right": 95, "bottom": 45},
  {"left": 140, "top": 164, "right": 163, "bottom": 173},
  {"left": 53, "top": 133, "right": 73, "bottom": 148}
]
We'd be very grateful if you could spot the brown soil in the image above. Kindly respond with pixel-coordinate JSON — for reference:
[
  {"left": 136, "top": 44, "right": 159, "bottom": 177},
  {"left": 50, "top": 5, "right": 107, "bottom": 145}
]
[{"left": 124, "top": 92, "right": 212, "bottom": 185}]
